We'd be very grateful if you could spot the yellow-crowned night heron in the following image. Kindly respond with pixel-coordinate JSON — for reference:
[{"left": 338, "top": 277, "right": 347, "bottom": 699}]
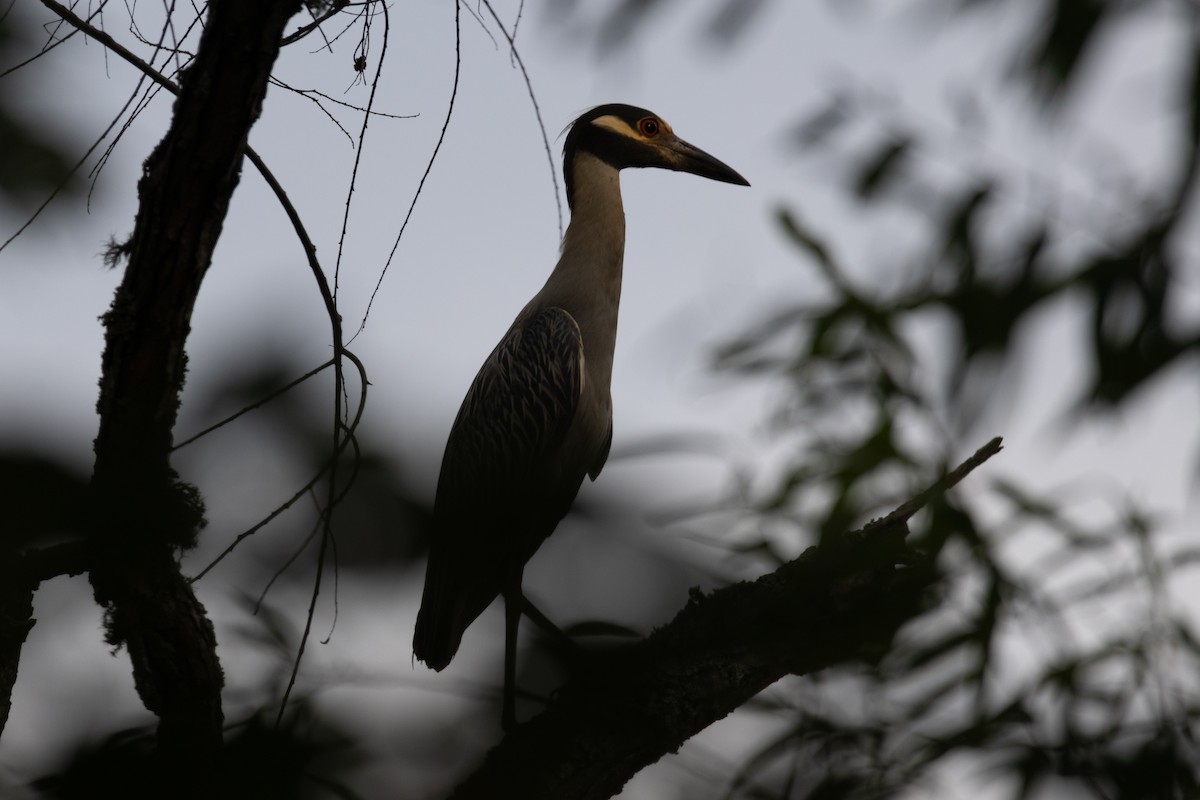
[{"left": 413, "top": 103, "right": 749, "bottom": 728}]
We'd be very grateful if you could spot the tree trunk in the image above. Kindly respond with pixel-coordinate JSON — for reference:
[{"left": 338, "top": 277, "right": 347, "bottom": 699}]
[{"left": 86, "top": 0, "right": 302, "bottom": 787}]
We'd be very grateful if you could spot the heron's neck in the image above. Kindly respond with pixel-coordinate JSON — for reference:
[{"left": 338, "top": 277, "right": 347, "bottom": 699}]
[{"left": 539, "top": 152, "right": 625, "bottom": 313}]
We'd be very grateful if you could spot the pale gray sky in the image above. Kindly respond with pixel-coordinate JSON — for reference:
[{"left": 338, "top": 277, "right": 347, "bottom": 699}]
[{"left": 1, "top": 2, "right": 1195, "bottom": 797}]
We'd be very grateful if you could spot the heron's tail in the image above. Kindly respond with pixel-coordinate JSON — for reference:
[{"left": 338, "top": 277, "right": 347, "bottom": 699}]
[{"left": 413, "top": 570, "right": 467, "bottom": 671}]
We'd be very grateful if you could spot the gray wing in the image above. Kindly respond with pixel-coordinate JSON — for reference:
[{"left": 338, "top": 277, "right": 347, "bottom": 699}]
[{"left": 413, "top": 306, "right": 585, "bottom": 670}]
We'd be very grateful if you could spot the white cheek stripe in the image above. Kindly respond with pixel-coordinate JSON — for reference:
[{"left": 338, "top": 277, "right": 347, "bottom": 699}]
[{"left": 591, "top": 114, "right": 641, "bottom": 139}]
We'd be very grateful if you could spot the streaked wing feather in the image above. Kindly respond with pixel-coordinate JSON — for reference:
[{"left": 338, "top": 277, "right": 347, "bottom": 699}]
[
  {"left": 456, "top": 308, "right": 583, "bottom": 476},
  {"left": 413, "top": 307, "right": 585, "bottom": 669}
]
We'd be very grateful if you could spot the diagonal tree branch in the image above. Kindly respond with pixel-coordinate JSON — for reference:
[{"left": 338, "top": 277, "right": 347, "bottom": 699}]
[
  {"left": 0, "top": 578, "right": 34, "bottom": 738},
  {"left": 451, "top": 438, "right": 1003, "bottom": 800},
  {"left": 80, "top": 0, "right": 304, "bottom": 786}
]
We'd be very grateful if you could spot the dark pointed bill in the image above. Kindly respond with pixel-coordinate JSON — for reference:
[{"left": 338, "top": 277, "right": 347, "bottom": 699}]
[{"left": 666, "top": 136, "right": 751, "bottom": 186}]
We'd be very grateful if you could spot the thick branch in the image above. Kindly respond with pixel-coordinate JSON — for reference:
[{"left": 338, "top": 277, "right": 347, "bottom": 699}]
[
  {"left": 0, "top": 539, "right": 91, "bottom": 738},
  {"left": 83, "top": 0, "right": 303, "bottom": 784},
  {"left": 452, "top": 438, "right": 1003, "bottom": 799},
  {"left": 0, "top": 579, "right": 34, "bottom": 738}
]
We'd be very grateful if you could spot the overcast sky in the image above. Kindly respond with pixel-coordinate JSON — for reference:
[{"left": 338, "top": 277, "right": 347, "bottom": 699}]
[{"left": 2, "top": 2, "right": 1196, "bottom": 797}]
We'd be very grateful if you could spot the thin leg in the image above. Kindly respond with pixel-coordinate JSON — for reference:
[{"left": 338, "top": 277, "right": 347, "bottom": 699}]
[
  {"left": 522, "top": 594, "right": 578, "bottom": 655},
  {"left": 501, "top": 578, "right": 522, "bottom": 731}
]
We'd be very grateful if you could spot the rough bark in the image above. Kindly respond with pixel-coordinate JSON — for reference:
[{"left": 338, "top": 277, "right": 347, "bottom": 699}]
[
  {"left": 85, "top": 0, "right": 302, "bottom": 786},
  {"left": 450, "top": 438, "right": 1002, "bottom": 800}
]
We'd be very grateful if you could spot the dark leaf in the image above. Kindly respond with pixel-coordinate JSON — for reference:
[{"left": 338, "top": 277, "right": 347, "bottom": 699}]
[{"left": 853, "top": 134, "right": 912, "bottom": 200}]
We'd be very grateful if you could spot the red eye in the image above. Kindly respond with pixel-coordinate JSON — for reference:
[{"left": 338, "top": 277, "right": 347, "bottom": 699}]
[{"left": 638, "top": 117, "right": 660, "bottom": 137}]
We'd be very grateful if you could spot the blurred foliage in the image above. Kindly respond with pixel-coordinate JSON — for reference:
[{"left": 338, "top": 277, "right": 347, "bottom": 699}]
[
  {"left": 0, "top": 6, "right": 83, "bottom": 215},
  {"left": 0, "top": 112, "right": 78, "bottom": 207},
  {"left": 32, "top": 706, "right": 362, "bottom": 800},
  {"left": 0, "top": 453, "right": 88, "bottom": 549},
  {"left": 8, "top": 0, "right": 1200, "bottom": 798},
  {"left": 174, "top": 348, "right": 436, "bottom": 572},
  {"left": 32, "top": 597, "right": 365, "bottom": 800},
  {"left": 549, "top": 0, "right": 1135, "bottom": 98},
  {"left": 684, "top": 2, "right": 1200, "bottom": 799},
  {"left": 704, "top": 190, "right": 1200, "bottom": 796},
  {"left": 547, "top": 0, "right": 773, "bottom": 51}
]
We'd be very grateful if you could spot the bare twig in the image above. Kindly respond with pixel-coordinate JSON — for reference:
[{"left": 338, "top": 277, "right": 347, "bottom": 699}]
[
  {"left": 349, "top": 0, "right": 461, "bottom": 340},
  {"left": 269, "top": 75, "right": 417, "bottom": 148},
  {"left": 333, "top": 0, "right": 391, "bottom": 302},
  {"left": 510, "top": 0, "right": 525, "bottom": 67},
  {"left": 0, "top": 71, "right": 146, "bottom": 253},
  {"left": 0, "top": 0, "right": 110, "bottom": 80},
  {"left": 188, "top": 350, "right": 368, "bottom": 583},
  {"left": 172, "top": 358, "right": 336, "bottom": 450},
  {"left": 281, "top": 0, "right": 349, "bottom": 46},
  {"left": 254, "top": 492, "right": 324, "bottom": 613},
  {"left": 865, "top": 436, "right": 1004, "bottom": 531},
  {"left": 480, "top": 0, "right": 563, "bottom": 241}
]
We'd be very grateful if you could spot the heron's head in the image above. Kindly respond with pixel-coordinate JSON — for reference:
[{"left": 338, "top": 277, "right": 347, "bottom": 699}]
[{"left": 563, "top": 103, "right": 749, "bottom": 207}]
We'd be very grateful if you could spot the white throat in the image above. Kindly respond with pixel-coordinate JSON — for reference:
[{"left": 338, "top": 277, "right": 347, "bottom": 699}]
[
  {"left": 535, "top": 151, "right": 626, "bottom": 317},
  {"left": 520, "top": 151, "right": 627, "bottom": 397}
]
